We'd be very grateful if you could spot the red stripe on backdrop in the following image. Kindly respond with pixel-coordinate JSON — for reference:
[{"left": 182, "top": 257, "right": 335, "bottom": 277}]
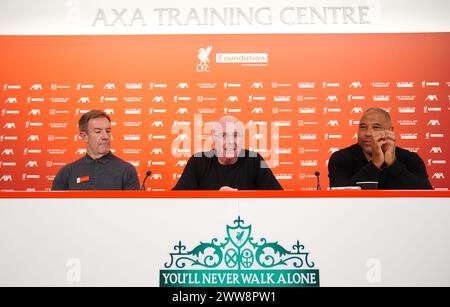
[{"left": 0, "top": 191, "right": 449, "bottom": 199}]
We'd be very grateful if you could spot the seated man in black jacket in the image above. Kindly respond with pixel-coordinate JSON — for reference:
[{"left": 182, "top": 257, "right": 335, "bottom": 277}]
[
  {"left": 328, "top": 108, "right": 432, "bottom": 190},
  {"left": 173, "top": 115, "right": 283, "bottom": 191}
]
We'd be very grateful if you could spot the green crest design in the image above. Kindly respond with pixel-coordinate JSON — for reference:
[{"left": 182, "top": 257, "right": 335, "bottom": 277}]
[{"left": 160, "top": 216, "right": 320, "bottom": 287}]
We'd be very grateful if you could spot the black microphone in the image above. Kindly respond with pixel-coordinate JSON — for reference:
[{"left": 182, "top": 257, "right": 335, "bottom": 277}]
[
  {"left": 314, "top": 171, "right": 321, "bottom": 191},
  {"left": 141, "top": 170, "right": 152, "bottom": 191}
]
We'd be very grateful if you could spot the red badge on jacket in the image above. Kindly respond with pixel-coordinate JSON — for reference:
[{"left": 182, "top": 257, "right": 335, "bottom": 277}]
[{"left": 76, "top": 176, "right": 90, "bottom": 184}]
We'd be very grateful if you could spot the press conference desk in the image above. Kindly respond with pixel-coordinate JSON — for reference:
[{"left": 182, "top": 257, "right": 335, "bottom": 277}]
[
  {"left": 0, "top": 191, "right": 449, "bottom": 286},
  {"left": 1, "top": 190, "right": 448, "bottom": 198}
]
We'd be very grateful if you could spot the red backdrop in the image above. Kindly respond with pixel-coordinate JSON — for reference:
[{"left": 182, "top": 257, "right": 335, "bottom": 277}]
[{"left": 0, "top": 33, "right": 449, "bottom": 191}]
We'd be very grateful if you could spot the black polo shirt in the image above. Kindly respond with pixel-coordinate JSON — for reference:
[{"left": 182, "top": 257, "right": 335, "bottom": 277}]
[{"left": 52, "top": 152, "right": 140, "bottom": 191}]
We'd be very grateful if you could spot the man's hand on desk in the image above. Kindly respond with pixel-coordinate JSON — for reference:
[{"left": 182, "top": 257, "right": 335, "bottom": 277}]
[{"left": 219, "top": 186, "right": 238, "bottom": 191}]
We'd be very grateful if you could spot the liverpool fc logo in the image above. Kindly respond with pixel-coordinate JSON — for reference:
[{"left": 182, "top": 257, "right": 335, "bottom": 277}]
[
  {"left": 197, "top": 46, "right": 212, "bottom": 72},
  {"left": 160, "top": 217, "right": 320, "bottom": 287}
]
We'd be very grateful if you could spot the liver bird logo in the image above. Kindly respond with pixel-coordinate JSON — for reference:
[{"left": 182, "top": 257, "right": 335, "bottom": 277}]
[
  {"left": 198, "top": 46, "right": 212, "bottom": 66},
  {"left": 227, "top": 216, "right": 251, "bottom": 248},
  {"left": 236, "top": 231, "right": 245, "bottom": 243}
]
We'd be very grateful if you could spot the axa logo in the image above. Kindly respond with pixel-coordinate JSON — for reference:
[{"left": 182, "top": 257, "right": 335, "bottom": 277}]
[
  {"left": 27, "top": 135, "right": 40, "bottom": 142},
  {"left": 103, "top": 83, "right": 115, "bottom": 90},
  {"left": 227, "top": 96, "right": 239, "bottom": 103},
  {"left": 177, "top": 83, "right": 189, "bottom": 89},
  {"left": 349, "top": 82, "right": 362, "bottom": 88},
  {"left": 197, "top": 45, "right": 213, "bottom": 72},
  {"left": 152, "top": 96, "right": 164, "bottom": 103},
  {"left": 151, "top": 121, "right": 164, "bottom": 127},
  {"left": 176, "top": 108, "right": 189, "bottom": 114},
  {"left": 1, "top": 149, "right": 14, "bottom": 155},
  {"left": 151, "top": 148, "right": 163, "bottom": 155},
  {"left": 0, "top": 175, "right": 13, "bottom": 182},
  {"left": 4, "top": 97, "right": 17, "bottom": 104},
  {"left": 325, "top": 96, "right": 338, "bottom": 102},
  {"left": 251, "top": 82, "right": 264, "bottom": 89},
  {"left": 30, "top": 84, "right": 43, "bottom": 90},
  {"left": 150, "top": 174, "right": 163, "bottom": 180},
  {"left": 430, "top": 147, "right": 443, "bottom": 154},
  {"left": 160, "top": 217, "right": 320, "bottom": 287},
  {"left": 104, "top": 109, "right": 115, "bottom": 115},
  {"left": 75, "top": 148, "right": 87, "bottom": 155},
  {"left": 252, "top": 134, "right": 265, "bottom": 140},
  {"left": 176, "top": 160, "right": 188, "bottom": 167},
  {"left": 425, "top": 95, "right": 438, "bottom": 101},
  {"left": 427, "top": 120, "right": 440, "bottom": 126},
  {"left": 175, "top": 134, "right": 189, "bottom": 141},
  {"left": 3, "top": 123, "right": 16, "bottom": 129},
  {"left": 26, "top": 161, "right": 38, "bottom": 168},
  {"left": 78, "top": 97, "right": 90, "bottom": 103},
  {"left": 251, "top": 108, "right": 264, "bottom": 114},
  {"left": 28, "top": 109, "right": 41, "bottom": 115},
  {"left": 351, "top": 107, "right": 364, "bottom": 113},
  {"left": 432, "top": 173, "right": 445, "bottom": 179},
  {"left": 326, "top": 120, "right": 339, "bottom": 126}
]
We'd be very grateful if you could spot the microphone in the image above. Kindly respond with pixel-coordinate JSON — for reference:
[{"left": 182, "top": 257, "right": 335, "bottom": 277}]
[
  {"left": 314, "top": 171, "right": 321, "bottom": 191},
  {"left": 141, "top": 170, "right": 152, "bottom": 191}
]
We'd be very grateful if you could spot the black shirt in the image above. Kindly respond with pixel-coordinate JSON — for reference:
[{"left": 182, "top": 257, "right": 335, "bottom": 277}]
[
  {"left": 173, "top": 150, "right": 283, "bottom": 190},
  {"left": 52, "top": 152, "right": 140, "bottom": 191},
  {"left": 328, "top": 144, "right": 433, "bottom": 190}
]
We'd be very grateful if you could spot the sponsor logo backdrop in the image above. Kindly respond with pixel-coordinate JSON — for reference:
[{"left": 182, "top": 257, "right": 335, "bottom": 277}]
[{"left": 0, "top": 33, "right": 449, "bottom": 191}]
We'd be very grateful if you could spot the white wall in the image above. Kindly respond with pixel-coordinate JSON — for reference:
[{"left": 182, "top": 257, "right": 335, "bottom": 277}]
[
  {"left": 1, "top": 197, "right": 449, "bottom": 286},
  {"left": 1, "top": 0, "right": 449, "bottom": 35}
]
